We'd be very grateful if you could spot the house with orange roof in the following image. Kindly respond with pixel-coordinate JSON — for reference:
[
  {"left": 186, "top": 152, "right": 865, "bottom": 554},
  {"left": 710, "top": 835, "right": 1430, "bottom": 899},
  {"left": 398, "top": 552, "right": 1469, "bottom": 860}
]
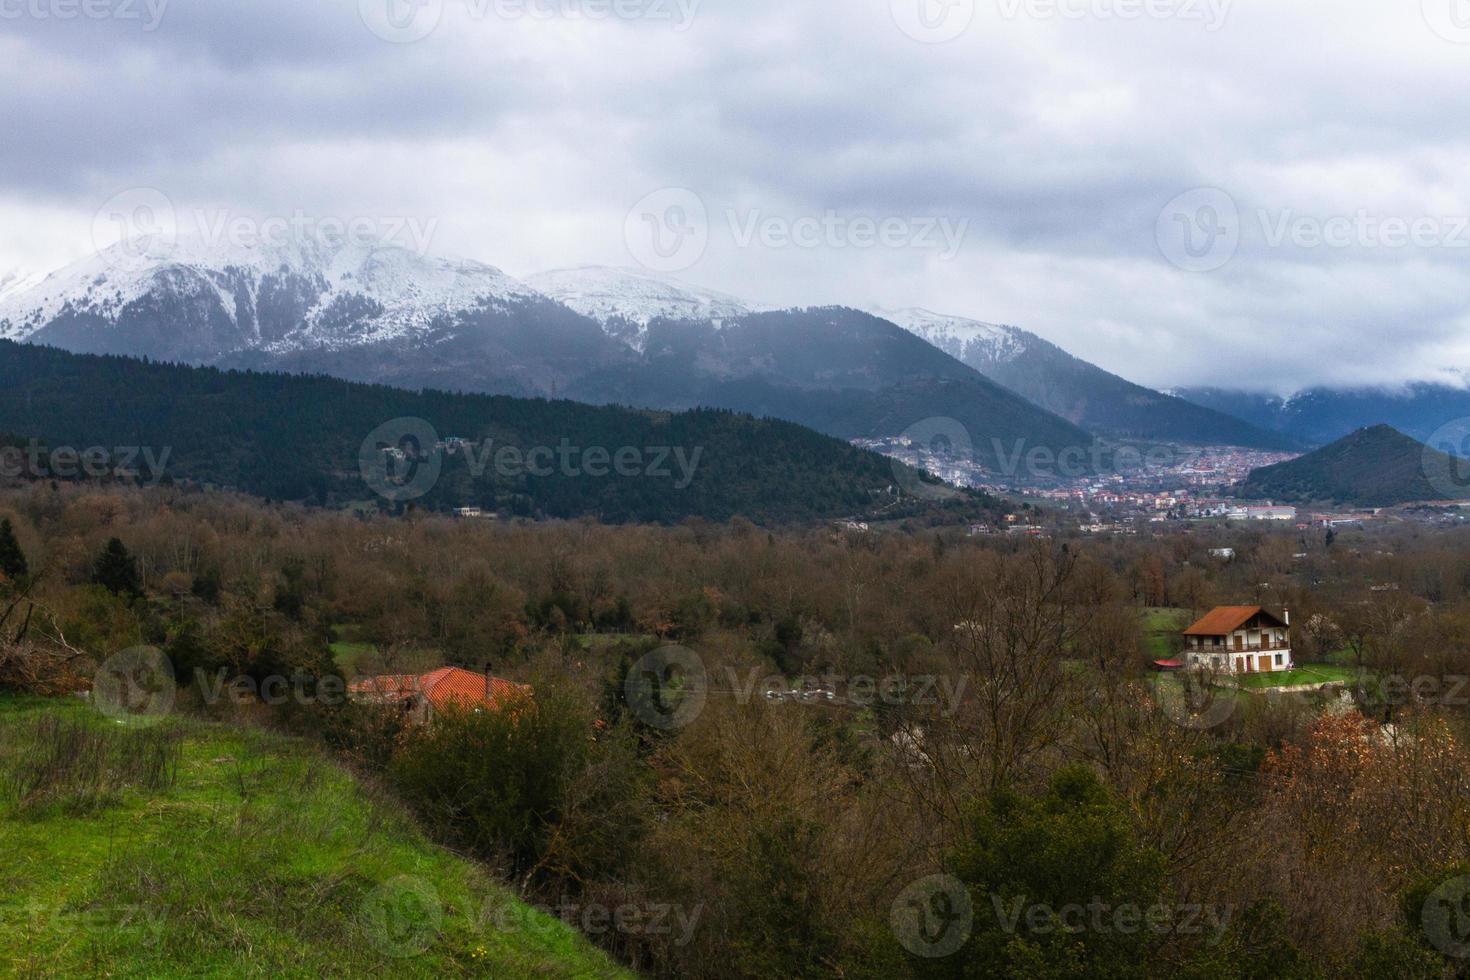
[
  {"left": 1181, "top": 605, "right": 1292, "bottom": 674},
  {"left": 349, "top": 666, "right": 531, "bottom": 725}
]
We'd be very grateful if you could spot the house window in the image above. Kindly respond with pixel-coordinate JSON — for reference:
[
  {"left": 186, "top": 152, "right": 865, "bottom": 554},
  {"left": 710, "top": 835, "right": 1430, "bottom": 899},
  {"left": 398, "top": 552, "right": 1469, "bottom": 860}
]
[
  {"left": 1211, "top": 656, "right": 1222, "bottom": 668},
  {"left": 1274, "top": 654, "right": 1283, "bottom": 666}
]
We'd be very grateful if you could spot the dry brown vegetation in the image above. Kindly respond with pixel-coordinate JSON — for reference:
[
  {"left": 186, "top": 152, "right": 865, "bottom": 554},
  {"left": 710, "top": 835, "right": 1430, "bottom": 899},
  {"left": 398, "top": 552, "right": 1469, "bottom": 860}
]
[{"left": 3, "top": 482, "right": 1470, "bottom": 977}]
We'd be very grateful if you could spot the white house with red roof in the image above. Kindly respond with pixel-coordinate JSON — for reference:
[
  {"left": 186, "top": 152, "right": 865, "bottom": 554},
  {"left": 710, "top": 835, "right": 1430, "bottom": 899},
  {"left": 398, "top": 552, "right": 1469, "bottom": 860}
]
[{"left": 1181, "top": 605, "right": 1293, "bottom": 674}]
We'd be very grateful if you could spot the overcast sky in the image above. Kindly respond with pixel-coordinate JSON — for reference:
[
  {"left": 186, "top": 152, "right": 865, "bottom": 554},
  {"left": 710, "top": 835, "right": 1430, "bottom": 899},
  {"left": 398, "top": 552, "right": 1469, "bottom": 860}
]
[{"left": 3, "top": 0, "right": 1470, "bottom": 393}]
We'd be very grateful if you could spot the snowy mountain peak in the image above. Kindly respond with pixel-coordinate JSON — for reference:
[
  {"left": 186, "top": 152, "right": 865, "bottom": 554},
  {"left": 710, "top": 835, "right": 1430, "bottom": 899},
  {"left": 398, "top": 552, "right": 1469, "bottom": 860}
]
[
  {"left": 527, "top": 266, "right": 753, "bottom": 351},
  {"left": 868, "top": 306, "right": 1031, "bottom": 366},
  {"left": 0, "top": 235, "right": 537, "bottom": 349}
]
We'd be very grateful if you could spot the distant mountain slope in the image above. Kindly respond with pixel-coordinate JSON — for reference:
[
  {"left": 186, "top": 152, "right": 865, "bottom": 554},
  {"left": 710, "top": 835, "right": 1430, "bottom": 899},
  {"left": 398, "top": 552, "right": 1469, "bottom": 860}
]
[
  {"left": 1236, "top": 424, "right": 1470, "bottom": 506},
  {"left": 875, "top": 308, "right": 1297, "bottom": 450},
  {"left": 566, "top": 306, "right": 1098, "bottom": 470},
  {"left": 0, "top": 340, "right": 1000, "bottom": 525},
  {"left": 527, "top": 265, "right": 753, "bottom": 352},
  {"left": 1176, "top": 384, "right": 1470, "bottom": 448}
]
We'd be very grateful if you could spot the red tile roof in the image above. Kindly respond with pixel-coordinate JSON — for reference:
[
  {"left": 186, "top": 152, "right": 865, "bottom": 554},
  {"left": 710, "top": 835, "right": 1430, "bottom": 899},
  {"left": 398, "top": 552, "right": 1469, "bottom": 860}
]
[
  {"left": 350, "top": 667, "right": 531, "bottom": 714},
  {"left": 1183, "top": 606, "right": 1287, "bottom": 636}
]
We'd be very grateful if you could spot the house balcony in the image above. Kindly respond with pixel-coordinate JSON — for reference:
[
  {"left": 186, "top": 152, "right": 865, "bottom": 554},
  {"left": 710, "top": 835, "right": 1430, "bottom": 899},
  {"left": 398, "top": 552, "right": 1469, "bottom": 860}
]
[{"left": 1187, "top": 641, "right": 1290, "bottom": 654}]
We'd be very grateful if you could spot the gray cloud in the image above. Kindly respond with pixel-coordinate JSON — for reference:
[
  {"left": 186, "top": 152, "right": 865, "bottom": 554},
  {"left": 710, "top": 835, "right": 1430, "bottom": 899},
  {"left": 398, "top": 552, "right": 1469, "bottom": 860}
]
[{"left": 3, "top": 0, "right": 1469, "bottom": 393}]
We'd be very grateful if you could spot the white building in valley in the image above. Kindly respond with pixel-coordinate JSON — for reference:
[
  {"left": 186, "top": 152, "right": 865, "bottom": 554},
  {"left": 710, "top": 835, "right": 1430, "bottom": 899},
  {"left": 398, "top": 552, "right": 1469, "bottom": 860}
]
[{"left": 1182, "top": 605, "right": 1293, "bottom": 674}]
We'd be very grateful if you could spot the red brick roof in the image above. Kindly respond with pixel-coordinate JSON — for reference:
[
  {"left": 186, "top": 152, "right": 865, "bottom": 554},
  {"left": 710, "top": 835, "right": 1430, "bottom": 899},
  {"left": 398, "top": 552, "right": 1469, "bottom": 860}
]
[
  {"left": 1183, "top": 606, "right": 1287, "bottom": 636},
  {"left": 350, "top": 667, "right": 531, "bottom": 714}
]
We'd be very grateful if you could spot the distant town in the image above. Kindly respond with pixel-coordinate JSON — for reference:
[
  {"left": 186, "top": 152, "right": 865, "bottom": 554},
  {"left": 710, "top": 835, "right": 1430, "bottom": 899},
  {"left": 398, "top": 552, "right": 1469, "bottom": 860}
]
[{"left": 858, "top": 436, "right": 1470, "bottom": 533}]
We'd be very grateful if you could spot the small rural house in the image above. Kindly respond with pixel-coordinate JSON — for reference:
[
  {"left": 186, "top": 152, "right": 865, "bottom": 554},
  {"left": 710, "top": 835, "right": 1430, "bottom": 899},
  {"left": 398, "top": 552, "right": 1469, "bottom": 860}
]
[
  {"left": 349, "top": 666, "right": 531, "bottom": 724},
  {"left": 1181, "top": 605, "right": 1292, "bottom": 674}
]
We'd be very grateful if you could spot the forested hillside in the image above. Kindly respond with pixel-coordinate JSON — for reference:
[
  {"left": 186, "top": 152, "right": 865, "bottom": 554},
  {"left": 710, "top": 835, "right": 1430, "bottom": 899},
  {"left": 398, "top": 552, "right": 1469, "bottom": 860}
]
[{"left": 0, "top": 341, "right": 1001, "bottom": 525}]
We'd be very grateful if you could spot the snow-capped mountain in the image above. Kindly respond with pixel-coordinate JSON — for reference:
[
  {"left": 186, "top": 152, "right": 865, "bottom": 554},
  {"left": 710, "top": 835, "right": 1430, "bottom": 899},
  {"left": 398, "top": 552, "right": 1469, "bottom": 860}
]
[
  {"left": 0, "top": 268, "right": 44, "bottom": 307},
  {"left": 870, "top": 307, "right": 1031, "bottom": 368},
  {"left": 0, "top": 238, "right": 1290, "bottom": 452},
  {"left": 0, "top": 236, "right": 537, "bottom": 353},
  {"left": 868, "top": 306, "right": 1295, "bottom": 449},
  {"left": 526, "top": 266, "right": 755, "bottom": 352},
  {"left": 0, "top": 235, "right": 627, "bottom": 397}
]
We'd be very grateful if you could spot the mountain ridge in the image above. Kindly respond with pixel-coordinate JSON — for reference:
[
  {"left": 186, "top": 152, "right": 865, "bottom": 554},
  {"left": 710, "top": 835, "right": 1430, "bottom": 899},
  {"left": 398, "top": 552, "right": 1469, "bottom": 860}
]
[{"left": 1237, "top": 423, "right": 1470, "bottom": 506}]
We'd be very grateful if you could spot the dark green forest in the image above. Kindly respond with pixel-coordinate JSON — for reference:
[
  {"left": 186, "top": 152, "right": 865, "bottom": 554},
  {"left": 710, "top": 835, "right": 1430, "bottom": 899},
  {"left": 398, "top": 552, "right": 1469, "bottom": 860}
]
[{"left": 0, "top": 341, "right": 1002, "bottom": 525}]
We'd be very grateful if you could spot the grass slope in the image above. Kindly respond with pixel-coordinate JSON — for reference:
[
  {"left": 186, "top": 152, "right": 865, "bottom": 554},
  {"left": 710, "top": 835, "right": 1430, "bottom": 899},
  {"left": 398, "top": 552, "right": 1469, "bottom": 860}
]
[{"left": 0, "top": 696, "right": 630, "bottom": 979}]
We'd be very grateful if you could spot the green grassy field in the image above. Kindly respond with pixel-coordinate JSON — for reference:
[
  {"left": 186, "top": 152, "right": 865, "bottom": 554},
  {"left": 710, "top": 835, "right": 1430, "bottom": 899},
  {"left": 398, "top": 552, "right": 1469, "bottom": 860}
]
[
  {"left": 1233, "top": 664, "right": 1362, "bottom": 689},
  {"left": 329, "top": 625, "right": 443, "bottom": 677},
  {"left": 0, "top": 696, "right": 631, "bottom": 979},
  {"left": 1140, "top": 607, "right": 1191, "bottom": 660}
]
